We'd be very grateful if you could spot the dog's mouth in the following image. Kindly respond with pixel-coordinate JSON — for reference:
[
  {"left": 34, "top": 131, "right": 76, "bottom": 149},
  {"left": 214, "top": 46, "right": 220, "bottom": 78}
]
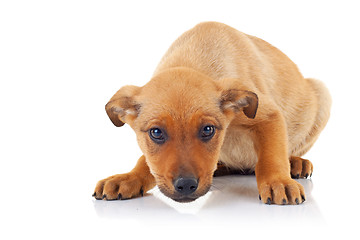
[
  {"left": 173, "top": 197, "right": 198, "bottom": 203},
  {"left": 158, "top": 184, "right": 211, "bottom": 203}
]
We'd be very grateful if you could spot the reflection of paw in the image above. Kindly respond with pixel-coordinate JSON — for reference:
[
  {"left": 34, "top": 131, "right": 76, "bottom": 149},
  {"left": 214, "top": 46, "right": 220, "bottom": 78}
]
[
  {"left": 290, "top": 156, "right": 313, "bottom": 179},
  {"left": 258, "top": 178, "right": 305, "bottom": 205},
  {"left": 93, "top": 173, "right": 144, "bottom": 201}
]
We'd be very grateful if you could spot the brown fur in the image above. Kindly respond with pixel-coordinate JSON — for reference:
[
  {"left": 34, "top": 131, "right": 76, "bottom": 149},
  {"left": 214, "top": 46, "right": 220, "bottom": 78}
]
[{"left": 93, "top": 22, "right": 331, "bottom": 205}]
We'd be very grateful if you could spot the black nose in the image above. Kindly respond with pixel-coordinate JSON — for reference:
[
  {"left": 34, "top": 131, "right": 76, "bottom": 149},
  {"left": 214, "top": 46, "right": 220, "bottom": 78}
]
[{"left": 173, "top": 177, "right": 198, "bottom": 195}]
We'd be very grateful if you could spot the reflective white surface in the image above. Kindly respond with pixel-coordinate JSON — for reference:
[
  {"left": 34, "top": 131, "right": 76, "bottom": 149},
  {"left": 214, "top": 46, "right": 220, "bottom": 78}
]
[{"left": 93, "top": 176, "right": 322, "bottom": 224}]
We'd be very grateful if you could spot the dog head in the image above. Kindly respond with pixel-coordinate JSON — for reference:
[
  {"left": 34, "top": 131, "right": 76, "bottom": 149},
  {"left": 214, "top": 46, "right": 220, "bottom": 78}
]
[{"left": 105, "top": 67, "right": 258, "bottom": 202}]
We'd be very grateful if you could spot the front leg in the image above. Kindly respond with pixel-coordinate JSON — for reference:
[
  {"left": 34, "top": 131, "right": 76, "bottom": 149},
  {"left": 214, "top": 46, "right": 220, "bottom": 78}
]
[
  {"left": 254, "top": 112, "right": 305, "bottom": 205},
  {"left": 93, "top": 155, "right": 156, "bottom": 200}
]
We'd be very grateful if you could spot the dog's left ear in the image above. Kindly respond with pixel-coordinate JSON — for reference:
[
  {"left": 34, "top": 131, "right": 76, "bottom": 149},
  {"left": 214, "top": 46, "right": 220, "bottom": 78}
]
[
  {"left": 220, "top": 89, "right": 258, "bottom": 119},
  {"left": 105, "top": 85, "right": 141, "bottom": 127}
]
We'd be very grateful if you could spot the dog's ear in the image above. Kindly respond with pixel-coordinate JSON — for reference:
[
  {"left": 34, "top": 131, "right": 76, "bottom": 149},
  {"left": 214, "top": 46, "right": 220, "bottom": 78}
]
[
  {"left": 105, "top": 85, "right": 141, "bottom": 127},
  {"left": 220, "top": 89, "right": 258, "bottom": 119}
]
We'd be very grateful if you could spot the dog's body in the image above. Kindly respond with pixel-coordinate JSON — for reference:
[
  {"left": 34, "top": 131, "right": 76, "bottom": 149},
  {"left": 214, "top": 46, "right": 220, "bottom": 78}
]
[{"left": 94, "top": 22, "right": 331, "bottom": 205}]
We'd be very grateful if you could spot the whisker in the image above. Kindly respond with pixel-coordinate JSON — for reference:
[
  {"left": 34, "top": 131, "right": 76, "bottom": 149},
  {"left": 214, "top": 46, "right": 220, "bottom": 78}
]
[{"left": 210, "top": 183, "right": 224, "bottom": 193}]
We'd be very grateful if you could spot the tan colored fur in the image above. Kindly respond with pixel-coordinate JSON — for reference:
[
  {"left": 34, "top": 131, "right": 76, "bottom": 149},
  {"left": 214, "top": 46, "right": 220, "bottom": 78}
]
[{"left": 94, "top": 22, "right": 331, "bottom": 205}]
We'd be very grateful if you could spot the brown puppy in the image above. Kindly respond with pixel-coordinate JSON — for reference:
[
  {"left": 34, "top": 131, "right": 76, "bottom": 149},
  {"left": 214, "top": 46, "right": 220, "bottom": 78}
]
[{"left": 93, "top": 22, "right": 331, "bottom": 205}]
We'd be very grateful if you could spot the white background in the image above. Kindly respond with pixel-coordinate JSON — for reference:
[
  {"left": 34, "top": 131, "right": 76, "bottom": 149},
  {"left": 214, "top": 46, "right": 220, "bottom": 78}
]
[{"left": 1, "top": 0, "right": 359, "bottom": 239}]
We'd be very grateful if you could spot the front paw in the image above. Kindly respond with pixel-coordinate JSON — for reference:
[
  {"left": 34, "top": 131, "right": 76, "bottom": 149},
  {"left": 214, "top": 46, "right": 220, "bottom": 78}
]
[
  {"left": 93, "top": 173, "right": 145, "bottom": 201},
  {"left": 258, "top": 178, "right": 305, "bottom": 205}
]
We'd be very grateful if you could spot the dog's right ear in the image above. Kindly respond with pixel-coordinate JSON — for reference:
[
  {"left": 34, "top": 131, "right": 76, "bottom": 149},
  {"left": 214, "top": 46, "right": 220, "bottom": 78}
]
[
  {"left": 105, "top": 85, "right": 141, "bottom": 127},
  {"left": 220, "top": 89, "right": 258, "bottom": 119}
]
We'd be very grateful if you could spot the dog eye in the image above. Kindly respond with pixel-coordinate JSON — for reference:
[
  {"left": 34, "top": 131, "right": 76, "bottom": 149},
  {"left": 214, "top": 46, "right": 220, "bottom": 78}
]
[
  {"left": 149, "top": 128, "right": 166, "bottom": 144},
  {"left": 200, "top": 125, "right": 215, "bottom": 141}
]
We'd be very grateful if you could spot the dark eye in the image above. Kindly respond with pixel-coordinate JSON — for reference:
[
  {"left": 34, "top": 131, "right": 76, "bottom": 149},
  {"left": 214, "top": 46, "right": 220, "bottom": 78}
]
[
  {"left": 200, "top": 125, "right": 215, "bottom": 141},
  {"left": 149, "top": 128, "right": 166, "bottom": 144}
]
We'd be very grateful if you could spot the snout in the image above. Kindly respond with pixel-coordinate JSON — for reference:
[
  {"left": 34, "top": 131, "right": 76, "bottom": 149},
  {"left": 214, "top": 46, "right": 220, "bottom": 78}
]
[
  {"left": 173, "top": 177, "right": 198, "bottom": 195},
  {"left": 154, "top": 172, "right": 213, "bottom": 203},
  {"left": 170, "top": 177, "right": 200, "bottom": 202},
  {"left": 154, "top": 175, "right": 210, "bottom": 203}
]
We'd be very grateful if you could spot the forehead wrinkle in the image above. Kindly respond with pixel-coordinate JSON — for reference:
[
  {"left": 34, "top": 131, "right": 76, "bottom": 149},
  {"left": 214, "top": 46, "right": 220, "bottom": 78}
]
[{"left": 169, "top": 104, "right": 202, "bottom": 121}]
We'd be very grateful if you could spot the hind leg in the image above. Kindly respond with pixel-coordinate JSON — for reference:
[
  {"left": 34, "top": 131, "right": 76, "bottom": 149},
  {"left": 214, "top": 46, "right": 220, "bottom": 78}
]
[
  {"left": 290, "top": 156, "right": 313, "bottom": 179},
  {"left": 289, "top": 78, "right": 331, "bottom": 179}
]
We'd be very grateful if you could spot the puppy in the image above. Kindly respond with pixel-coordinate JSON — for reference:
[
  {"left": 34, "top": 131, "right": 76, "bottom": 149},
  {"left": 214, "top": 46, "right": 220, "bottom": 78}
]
[{"left": 93, "top": 22, "right": 331, "bottom": 205}]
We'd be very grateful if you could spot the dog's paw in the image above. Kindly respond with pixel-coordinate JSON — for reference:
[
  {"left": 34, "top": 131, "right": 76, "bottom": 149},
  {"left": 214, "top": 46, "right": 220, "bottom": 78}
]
[
  {"left": 290, "top": 156, "right": 313, "bottom": 179},
  {"left": 93, "top": 173, "right": 145, "bottom": 200},
  {"left": 258, "top": 178, "right": 305, "bottom": 205}
]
